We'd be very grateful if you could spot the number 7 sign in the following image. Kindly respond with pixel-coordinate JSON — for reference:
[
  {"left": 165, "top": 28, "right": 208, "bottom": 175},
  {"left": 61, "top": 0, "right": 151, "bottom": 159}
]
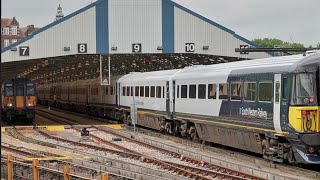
[{"left": 19, "top": 46, "right": 30, "bottom": 56}]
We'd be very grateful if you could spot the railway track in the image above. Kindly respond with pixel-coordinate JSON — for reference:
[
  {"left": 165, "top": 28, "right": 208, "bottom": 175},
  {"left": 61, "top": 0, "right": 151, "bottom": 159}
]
[{"left": 23, "top": 110, "right": 274, "bottom": 179}]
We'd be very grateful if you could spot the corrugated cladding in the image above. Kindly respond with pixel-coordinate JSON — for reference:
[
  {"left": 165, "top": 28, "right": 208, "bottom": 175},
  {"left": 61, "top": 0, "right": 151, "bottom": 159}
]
[
  {"left": 108, "top": 0, "right": 162, "bottom": 54},
  {"left": 1, "top": 6, "right": 96, "bottom": 63}
]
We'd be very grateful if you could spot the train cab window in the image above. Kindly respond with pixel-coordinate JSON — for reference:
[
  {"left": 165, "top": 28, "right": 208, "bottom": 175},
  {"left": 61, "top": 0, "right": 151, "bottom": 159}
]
[
  {"left": 127, "top": 87, "right": 130, "bottom": 96},
  {"left": 231, "top": 82, "right": 242, "bottom": 100},
  {"left": 198, "top": 84, "right": 206, "bottom": 99},
  {"left": 151, "top": 86, "right": 155, "bottom": 97},
  {"left": 26, "top": 84, "right": 35, "bottom": 96},
  {"left": 181, "top": 85, "right": 187, "bottom": 98},
  {"left": 177, "top": 85, "right": 180, "bottom": 98},
  {"left": 208, "top": 84, "right": 216, "bottom": 99},
  {"left": 219, "top": 83, "right": 229, "bottom": 100},
  {"left": 156, "top": 86, "right": 161, "bottom": 98},
  {"left": 140, "top": 86, "right": 144, "bottom": 97},
  {"left": 16, "top": 86, "right": 24, "bottom": 96},
  {"left": 244, "top": 82, "right": 256, "bottom": 101},
  {"left": 135, "top": 86, "right": 139, "bottom": 96},
  {"left": 189, "top": 85, "right": 196, "bottom": 99},
  {"left": 5, "top": 85, "right": 13, "bottom": 96},
  {"left": 259, "top": 82, "right": 273, "bottom": 102},
  {"left": 122, "top": 87, "right": 126, "bottom": 96},
  {"left": 145, "top": 86, "right": 150, "bottom": 97}
]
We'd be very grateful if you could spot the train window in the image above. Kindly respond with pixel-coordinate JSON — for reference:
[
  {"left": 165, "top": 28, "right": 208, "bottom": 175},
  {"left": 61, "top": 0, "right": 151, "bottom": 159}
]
[
  {"left": 275, "top": 82, "right": 280, "bottom": 104},
  {"left": 156, "top": 86, "right": 161, "bottom": 98},
  {"left": 151, "top": 86, "right": 155, "bottom": 97},
  {"left": 110, "top": 86, "right": 114, "bottom": 95},
  {"left": 259, "top": 82, "right": 273, "bottom": 102},
  {"left": 181, "top": 85, "right": 187, "bottom": 98},
  {"left": 105, "top": 87, "right": 108, "bottom": 95},
  {"left": 140, "top": 86, "right": 144, "bottom": 97},
  {"left": 131, "top": 87, "right": 133, "bottom": 96},
  {"left": 5, "top": 86, "right": 13, "bottom": 96},
  {"left": 26, "top": 85, "right": 35, "bottom": 96},
  {"left": 177, "top": 85, "right": 179, "bottom": 98},
  {"left": 208, "top": 84, "right": 216, "bottom": 99},
  {"left": 198, "top": 84, "right": 206, "bottom": 99},
  {"left": 282, "top": 78, "right": 288, "bottom": 100},
  {"left": 219, "top": 83, "right": 229, "bottom": 100},
  {"left": 122, "top": 87, "right": 126, "bottom": 96},
  {"left": 145, "top": 86, "right": 149, "bottom": 97},
  {"left": 189, "top": 85, "right": 196, "bottom": 99},
  {"left": 244, "top": 82, "right": 256, "bottom": 101},
  {"left": 231, "top": 82, "right": 242, "bottom": 100},
  {"left": 135, "top": 86, "right": 139, "bottom": 96},
  {"left": 163, "top": 86, "right": 165, "bottom": 98},
  {"left": 127, "top": 87, "right": 130, "bottom": 96}
]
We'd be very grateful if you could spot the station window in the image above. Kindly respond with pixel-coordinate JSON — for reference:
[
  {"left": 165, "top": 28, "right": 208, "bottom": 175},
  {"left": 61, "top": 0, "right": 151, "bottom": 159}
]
[
  {"left": 135, "top": 86, "right": 139, "bottom": 96},
  {"left": 189, "top": 85, "right": 196, "bottom": 99},
  {"left": 259, "top": 82, "right": 273, "bottom": 102},
  {"left": 140, "top": 86, "right": 144, "bottom": 97},
  {"left": 231, "top": 82, "right": 242, "bottom": 100},
  {"left": 244, "top": 82, "right": 256, "bottom": 101},
  {"left": 151, "top": 86, "right": 155, "bottom": 97},
  {"left": 156, "top": 86, "right": 162, "bottom": 98},
  {"left": 219, "top": 83, "right": 229, "bottom": 100},
  {"left": 181, "top": 85, "right": 187, "bottom": 98},
  {"left": 122, "top": 87, "right": 126, "bottom": 96},
  {"left": 208, "top": 84, "right": 216, "bottom": 99},
  {"left": 145, "top": 86, "right": 150, "bottom": 97},
  {"left": 198, "top": 84, "right": 206, "bottom": 99}
]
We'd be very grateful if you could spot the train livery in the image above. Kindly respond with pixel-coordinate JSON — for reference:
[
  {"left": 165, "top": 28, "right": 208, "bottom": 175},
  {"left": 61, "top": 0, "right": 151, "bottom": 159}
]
[
  {"left": 1, "top": 78, "right": 37, "bottom": 122},
  {"left": 38, "top": 52, "right": 320, "bottom": 164}
]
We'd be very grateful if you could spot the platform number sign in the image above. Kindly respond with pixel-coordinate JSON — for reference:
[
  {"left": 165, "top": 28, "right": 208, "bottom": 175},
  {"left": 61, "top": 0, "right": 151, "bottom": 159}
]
[
  {"left": 78, "top": 43, "right": 87, "bottom": 53},
  {"left": 185, "top": 43, "right": 195, "bottom": 52},
  {"left": 132, "top": 43, "right": 142, "bottom": 53},
  {"left": 240, "top": 45, "right": 249, "bottom": 54},
  {"left": 19, "top": 46, "right": 29, "bottom": 56}
]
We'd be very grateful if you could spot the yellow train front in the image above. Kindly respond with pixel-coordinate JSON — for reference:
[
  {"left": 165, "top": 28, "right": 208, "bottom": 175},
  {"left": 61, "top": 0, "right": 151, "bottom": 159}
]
[{"left": 1, "top": 78, "right": 37, "bottom": 122}]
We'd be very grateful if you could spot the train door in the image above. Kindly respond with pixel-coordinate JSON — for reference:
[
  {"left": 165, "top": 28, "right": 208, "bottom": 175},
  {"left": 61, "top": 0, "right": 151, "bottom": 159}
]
[
  {"left": 166, "top": 81, "right": 170, "bottom": 116},
  {"left": 273, "top": 74, "right": 282, "bottom": 133}
]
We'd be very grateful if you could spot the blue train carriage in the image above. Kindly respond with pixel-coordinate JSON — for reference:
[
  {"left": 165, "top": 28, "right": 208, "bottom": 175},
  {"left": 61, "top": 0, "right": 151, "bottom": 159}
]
[
  {"left": 1, "top": 78, "right": 37, "bottom": 122},
  {"left": 118, "top": 52, "right": 319, "bottom": 164}
]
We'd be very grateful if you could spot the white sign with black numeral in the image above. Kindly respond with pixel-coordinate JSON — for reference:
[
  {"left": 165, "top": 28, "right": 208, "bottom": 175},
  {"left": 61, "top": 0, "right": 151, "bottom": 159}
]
[
  {"left": 185, "top": 43, "right": 195, "bottom": 52},
  {"left": 19, "top": 46, "right": 30, "bottom": 56},
  {"left": 78, "top": 43, "right": 87, "bottom": 53},
  {"left": 132, "top": 43, "right": 142, "bottom": 53}
]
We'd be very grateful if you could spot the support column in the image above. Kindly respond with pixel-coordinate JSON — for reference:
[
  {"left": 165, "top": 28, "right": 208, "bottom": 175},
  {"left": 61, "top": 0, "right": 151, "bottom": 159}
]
[
  {"left": 7, "top": 154, "right": 13, "bottom": 180},
  {"left": 32, "top": 159, "right": 39, "bottom": 180}
]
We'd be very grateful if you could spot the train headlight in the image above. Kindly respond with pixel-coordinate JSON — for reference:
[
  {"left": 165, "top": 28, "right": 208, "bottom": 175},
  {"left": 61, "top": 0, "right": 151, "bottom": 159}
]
[
  {"left": 27, "top": 103, "right": 33, "bottom": 106},
  {"left": 7, "top": 103, "right": 13, "bottom": 107}
]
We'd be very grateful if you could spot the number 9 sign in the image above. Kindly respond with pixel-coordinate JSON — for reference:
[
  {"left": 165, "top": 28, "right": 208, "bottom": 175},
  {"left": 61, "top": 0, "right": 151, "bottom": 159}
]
[
  {"left": 78, "top": 43, "right": 87, "bottom": 53},
  {"left": 132, "top": 43, "right": 142, "bottom": 53}
]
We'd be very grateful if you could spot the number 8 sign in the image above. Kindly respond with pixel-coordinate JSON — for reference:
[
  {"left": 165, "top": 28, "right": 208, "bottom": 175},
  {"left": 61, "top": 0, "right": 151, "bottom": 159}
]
[{"left": 78, "top": 43, "right": 87, "bottom": 53}]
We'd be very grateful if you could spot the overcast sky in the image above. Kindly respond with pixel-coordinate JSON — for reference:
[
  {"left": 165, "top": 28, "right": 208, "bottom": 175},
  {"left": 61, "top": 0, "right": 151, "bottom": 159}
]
[{"left": 2, "top": 0, "right": 319, "bottom": 47}]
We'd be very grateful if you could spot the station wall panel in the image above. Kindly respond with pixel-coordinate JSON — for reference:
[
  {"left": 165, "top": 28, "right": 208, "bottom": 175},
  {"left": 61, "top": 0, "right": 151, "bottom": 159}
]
[
  {"left": 173, "top": 7, "right": 270, "bottom": 59},
  {"left": 1, "top": 7, "right": 96, "bottom": 63},
  {"left": 108, "top": 0, "right": 162, "bottom": 54}
]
